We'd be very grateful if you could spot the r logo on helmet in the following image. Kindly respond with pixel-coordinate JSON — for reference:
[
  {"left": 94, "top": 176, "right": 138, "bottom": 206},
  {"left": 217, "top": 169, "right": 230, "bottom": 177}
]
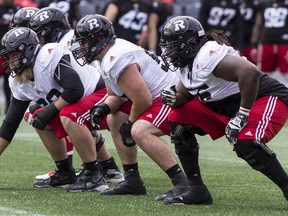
[
  {"left": 87, "top": 18, "right": 101, "bottom": 31},
  {"left": 37, "top": 11, "right": 51, "bottom": 22},
  {"left": 172, "top": 19, "right": 188, "bottom": 33},
  {"left": 14, "top": 29, "right": 25, "bottom": 37}
]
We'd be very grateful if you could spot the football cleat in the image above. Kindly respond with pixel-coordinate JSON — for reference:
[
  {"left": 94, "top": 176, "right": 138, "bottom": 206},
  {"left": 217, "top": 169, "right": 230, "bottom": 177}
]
[
  {"left": 64, "top": 169, "right": 109, "bottom": 192},
  {"left": 100, "top": 179, "right": 146, "bottom": 195},
  {"left": 33, "top": 169, "right": 76, "bottom": 188},
  {"left": 155, "top": 183, "right": 188, "bottom": 201},
  {"left": 163, "top": 184, "right": 213, "bottom": 205},
  {"left": 155, "top": 175, "right": 188, "bottom": 201},
  {"left": 35, "top": 169, "right": 57, "bottom": 180},
  {"left": 103, "top": 168, "right": 125, "bottom": 184}
]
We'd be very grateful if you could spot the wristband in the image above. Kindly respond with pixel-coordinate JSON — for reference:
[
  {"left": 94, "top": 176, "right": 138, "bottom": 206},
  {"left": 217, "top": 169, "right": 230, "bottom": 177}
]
[{"left": 239, "top": 106, "right": 250, "bottom": 116}]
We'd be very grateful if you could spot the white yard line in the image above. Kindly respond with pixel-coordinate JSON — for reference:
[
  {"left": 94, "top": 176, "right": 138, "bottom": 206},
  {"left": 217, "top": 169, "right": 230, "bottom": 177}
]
[{"left": 0, "top": 206, "right": 46, "bottom": 216}]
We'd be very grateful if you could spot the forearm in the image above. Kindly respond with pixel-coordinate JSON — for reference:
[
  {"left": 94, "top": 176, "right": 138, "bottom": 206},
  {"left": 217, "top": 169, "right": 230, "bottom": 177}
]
[{"left": 0, "top": 137, "right": 9, "bottom": 155}]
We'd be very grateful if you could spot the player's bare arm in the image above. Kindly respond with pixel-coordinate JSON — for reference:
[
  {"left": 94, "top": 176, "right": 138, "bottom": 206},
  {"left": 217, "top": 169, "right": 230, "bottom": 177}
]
[{"left": 213, "top": 55, "right": 260, "bottom": 109}]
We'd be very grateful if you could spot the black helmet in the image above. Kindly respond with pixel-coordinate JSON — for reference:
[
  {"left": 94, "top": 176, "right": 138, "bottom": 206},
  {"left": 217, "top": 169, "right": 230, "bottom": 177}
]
[
  {"left": 29, "top": 7, "right": 71, "bottom": 44},
  {"left": 72, "top": 14, "right": 116, "bottom": 66},
  {"left": 160, "top": 16, "right": 205, "bottom": 69},
  {"left": 10, "top": 7, "right": 39, "bottom": 28},
  {"left": 0, "top": 27, "right": 41, "bottom": 77}
]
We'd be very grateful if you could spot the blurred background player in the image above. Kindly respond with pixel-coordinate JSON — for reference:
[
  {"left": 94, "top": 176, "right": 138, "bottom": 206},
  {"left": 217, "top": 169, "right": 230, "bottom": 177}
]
[
  {"left": 145, "top": 0, "right": 173, "bottom": 55},
  {"left": 238, "top": 0, "right": 260, "bottom": 65},
  {"left": 251, "top": 0, "right": 288, "bottom": 86},
  {"left": 104, "top": 0, "right": 153, "bottom": 47},
  {"left": 198, "top": 0, "right": 241, "bottom": 49},
  {"left": 0, "top": 0, "right": 21, "bottom": 114},
  {"left": 37, "top": 0, "right": 81, "bottom": 27}
]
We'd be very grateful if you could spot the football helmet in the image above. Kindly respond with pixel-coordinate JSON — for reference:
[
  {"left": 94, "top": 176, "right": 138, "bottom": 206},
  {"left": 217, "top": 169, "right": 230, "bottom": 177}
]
[
  {"left": 0, "top": 27, "right": 41, "bottom": 77},
  {"left": 29, "top": 7, "right": 71, "bottom": 44},
  {"left": 160, "top": 16, "right": 205, "bottom": 69},
  {"left": 10, "top": 7, "right": 39, "bottom": 28},
  {"left": 72, "top": 14, "right": 116, "bottom": 66}
]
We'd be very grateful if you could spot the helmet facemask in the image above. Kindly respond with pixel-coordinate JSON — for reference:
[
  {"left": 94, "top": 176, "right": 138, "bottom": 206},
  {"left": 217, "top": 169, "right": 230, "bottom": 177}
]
[
  {"left": 0, "top": 28, "right": 41, "bottom": 78},
  {"left": 160, "top": 16, "right": 205, "bottom": 70},
  {"left": 72, "top": 15, "right": 116, "bottom": 66}
]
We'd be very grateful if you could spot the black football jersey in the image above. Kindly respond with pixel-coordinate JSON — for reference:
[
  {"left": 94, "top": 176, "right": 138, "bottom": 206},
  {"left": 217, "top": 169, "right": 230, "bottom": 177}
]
[
  {"left": 258, "top": 0, "right": 288, "bottom": 44},
  {"left": 108, "top": 0, "right": 153, "bottom": 44},
  {"left": 239, "top": 0, "right": 260, "bottom": 47},
  {"left": 198, "top": 0, "right": 241, "bottom": 47}
]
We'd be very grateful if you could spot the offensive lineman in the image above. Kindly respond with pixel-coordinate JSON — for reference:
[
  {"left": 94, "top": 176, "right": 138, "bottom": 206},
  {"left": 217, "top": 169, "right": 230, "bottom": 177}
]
[
  {"left": 0, "top": 27, "right": 108, "bottom": 191},
  {"left": 160, "top": 15, "right": 288, "bottom": 207}
]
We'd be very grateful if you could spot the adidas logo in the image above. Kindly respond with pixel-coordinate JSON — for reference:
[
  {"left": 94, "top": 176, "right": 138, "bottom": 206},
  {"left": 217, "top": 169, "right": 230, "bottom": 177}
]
[
  {"left": 71, "top": 112, "right": 77, "bottom": 117},
  {"left": 209, "top": 50, "right": 216, "bottom": 56},
  {"left": 146, "top": 114, "right": 152, "bottom": 118},
  {"left": 245, "top": 131, "right": 253, "bottom": 136}
]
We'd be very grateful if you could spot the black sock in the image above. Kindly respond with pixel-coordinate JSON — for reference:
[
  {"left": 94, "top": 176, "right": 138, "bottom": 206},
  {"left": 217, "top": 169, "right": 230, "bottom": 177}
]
[
  {"left": 55, "top": 158, "right": 74, "bottom": 172},
  {"left": 67, "top": 154, "right": 73, "bottom": 166},
  {"left": 260, "top": 157, "right": 288, "bottom": 191},
  {"left": 83, "top": 160, "right": 100, "bottom": 171},
  {"left": 178, "top": 152, "right": 204, "bottom": 185},
  {"left": 165, "top": 164, "right": 183, "bottom": 179},
  {"left": 99, "top": 157, "right": 119, "bottom": 170},
  {"left": 123, "top": 163, "right": 141, "bottom": 182}
]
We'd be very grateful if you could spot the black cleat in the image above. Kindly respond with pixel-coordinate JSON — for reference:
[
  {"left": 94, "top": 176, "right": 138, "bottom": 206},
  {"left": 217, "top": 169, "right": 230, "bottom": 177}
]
[
  {"left": 100, "top": 180, "right": 147, "bottom": 195},
  {"left": 163, "top": 184, "right": 213, "bottom": 205},
  {"left": 155, "top": 174, "right": 188, "bottom": 201},
  {"left": 103, "top": 168, "right": 125, "bottom": 184},
  {"left": 33, "top": 169, "right": 76, "bottom": 188},
  {"left": 65, "top": 169, "right": 109, "bottom": 192},
  {"left": 155, "top": 183, "right": 188, "bottom": 201}
]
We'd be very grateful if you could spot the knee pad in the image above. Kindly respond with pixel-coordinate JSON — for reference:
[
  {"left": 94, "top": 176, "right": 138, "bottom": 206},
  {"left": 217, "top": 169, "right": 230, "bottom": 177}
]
[
  {"left": 234, "top": 140, "right": 276, "bottom": 171},
  {"left": 96, "top": 134, "right": 105, "bottom": 152},
  {"left": 170, "top": 122, "right": 199, "bottom": 156}
]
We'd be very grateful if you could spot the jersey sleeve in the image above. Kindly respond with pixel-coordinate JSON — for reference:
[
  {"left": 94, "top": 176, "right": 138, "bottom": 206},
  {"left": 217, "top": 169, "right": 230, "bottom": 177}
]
[
  {"left": 196, "top": 41, "right": 229, "bottom": 77},
  {"left": 34, "top": 43, "right": 66, "bottom": 77}
]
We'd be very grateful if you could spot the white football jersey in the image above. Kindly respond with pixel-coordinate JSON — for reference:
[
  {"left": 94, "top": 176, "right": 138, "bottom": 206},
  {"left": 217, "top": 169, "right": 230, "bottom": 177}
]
[
  {"left": 178, "top": 41, "right": 240, "bottom": 102},
  {"left": 10, "top": 43, "right": 68, "bottom": 106},
  {"left": 99, "top": 38, "right": 179, "bottom": 100},
  {"left": 60, "top": 29, "right": 102, "bottom": 96}
]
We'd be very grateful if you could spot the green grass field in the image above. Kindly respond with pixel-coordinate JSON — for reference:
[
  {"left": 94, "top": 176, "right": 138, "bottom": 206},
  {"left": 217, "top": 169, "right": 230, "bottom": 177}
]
[{"left": 0, "top": 115, "right": 287, "bottom": 216}]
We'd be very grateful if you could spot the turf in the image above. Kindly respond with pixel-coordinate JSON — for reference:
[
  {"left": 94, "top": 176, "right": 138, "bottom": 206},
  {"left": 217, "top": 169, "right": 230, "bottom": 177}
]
[{"left": 0, "top": 116, "right": 287, "bottom": 216}]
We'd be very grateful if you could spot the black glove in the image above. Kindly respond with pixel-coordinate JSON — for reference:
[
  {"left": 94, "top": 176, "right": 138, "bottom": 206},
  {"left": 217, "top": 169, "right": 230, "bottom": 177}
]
[
  {"left": 161, "top": 84, "right": 176, "bottom": 107},
  {"left": 90, "top": 103, "right": 111, "bottom": 129},
  {"left": 225, "top": 111, "right": 248, "bottom": 145},
  {"left": 32, "top": 103, "right": 59, "bottom": 130},
  {"left": 29, "top": 103, "right": 41, "bottom": 114},
  {"left": 119, "top": 120, "right": 136, "bottom": 147}
]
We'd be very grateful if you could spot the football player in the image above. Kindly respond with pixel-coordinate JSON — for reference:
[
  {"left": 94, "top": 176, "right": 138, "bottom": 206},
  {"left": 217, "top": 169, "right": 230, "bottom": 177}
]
[
  {"left": 71, "top": 14, "right": 190, "bottom": 200},
  {"left": 160, "top": 15, "right": 288, "bottom": 207},
  {"left": 28, "top": 7, "right": 125, "bottom": 186},
  {"left": 0, "top": 27, "right": 109, "bottom": 191}
]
